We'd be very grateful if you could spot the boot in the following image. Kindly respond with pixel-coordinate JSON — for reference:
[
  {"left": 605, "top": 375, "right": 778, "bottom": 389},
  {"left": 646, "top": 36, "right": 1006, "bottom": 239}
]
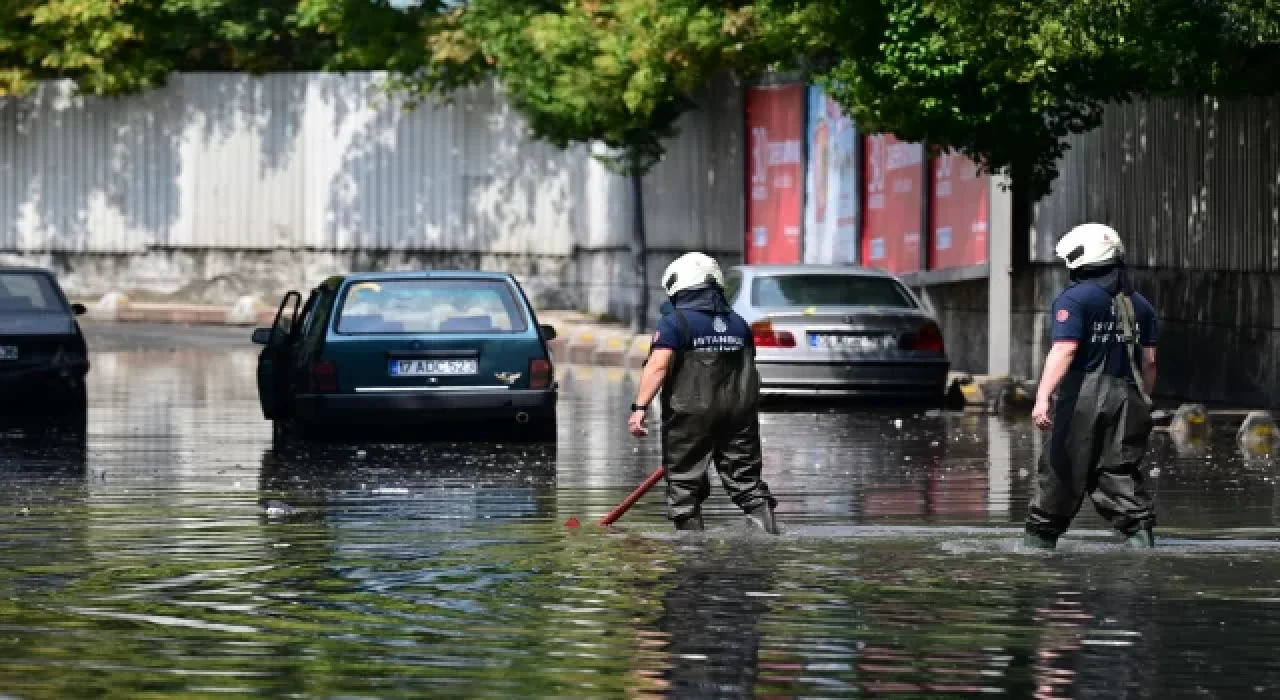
[
  {"left": 745, "top": 503, "right": 780, "bottom": 535},
  {"left": 674, "top": 513, "right": 704, "bottom": 531},
  {"left": 1126, "top": 528, "right": 1155, "bottom": 548},
  {"left": 1023, "top": 531, "right": 1058, "bottom": 550}
]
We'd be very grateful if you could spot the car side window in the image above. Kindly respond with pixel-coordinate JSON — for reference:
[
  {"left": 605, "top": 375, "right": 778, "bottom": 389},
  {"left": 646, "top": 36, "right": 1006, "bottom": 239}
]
[
  {"left": 302, "top": 288, "right": 335, "bottom": 348},
  {"left": 723, "top": 270, "right": 742, "bottom": 304},
  {"left": 290, "top": 290, "right": 321, "bottom": 342}
]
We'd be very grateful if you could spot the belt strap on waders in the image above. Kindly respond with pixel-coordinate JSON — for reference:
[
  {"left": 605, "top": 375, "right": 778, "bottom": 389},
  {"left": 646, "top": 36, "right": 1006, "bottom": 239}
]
[{"left": 1114, "top": 293, "right": 1152, "bottom": 406}]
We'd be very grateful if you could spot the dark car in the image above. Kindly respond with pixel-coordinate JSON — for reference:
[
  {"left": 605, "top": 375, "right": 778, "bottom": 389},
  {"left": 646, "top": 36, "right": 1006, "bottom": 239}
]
[
  {"left": 0, "top": 267, "right": 90, "bottom": 428},
  {"left": 253, "top": 271, "right": 559, "bottom": 444}
]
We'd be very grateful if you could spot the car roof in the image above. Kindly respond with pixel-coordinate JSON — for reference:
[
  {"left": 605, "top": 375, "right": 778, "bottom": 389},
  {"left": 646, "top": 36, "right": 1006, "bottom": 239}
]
[
  {"left": 731, "top": 264, "right": 895, "bottom": 278},
  {"left": 0, "top": 266, "right": 54, "bottom": 276},
  {"left": 339, "top": 270, "right": 516, "bottom": 284}
]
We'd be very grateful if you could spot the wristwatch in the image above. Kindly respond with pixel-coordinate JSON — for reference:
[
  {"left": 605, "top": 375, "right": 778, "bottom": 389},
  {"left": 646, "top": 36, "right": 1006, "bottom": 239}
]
[{"left": 630, "top": 403, "right": 648, "bottom": 412}]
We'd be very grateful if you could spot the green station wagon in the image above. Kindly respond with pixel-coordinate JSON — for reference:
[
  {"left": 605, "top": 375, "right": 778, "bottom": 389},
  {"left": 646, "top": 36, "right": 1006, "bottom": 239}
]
[{"left": 253, "top": 271, "right": 559, "bottom": 443}]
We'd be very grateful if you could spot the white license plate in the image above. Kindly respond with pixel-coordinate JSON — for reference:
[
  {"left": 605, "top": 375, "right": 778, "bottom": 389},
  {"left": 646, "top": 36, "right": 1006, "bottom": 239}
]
[
  {"left": 390, "top": 359, "right": 477, "bottom": 376},
  {"left": 810, "top": 334, "right": 889, "bottom": 352},
  {"left": 0, "top": 346, "right": 16, "bottom": 360}
]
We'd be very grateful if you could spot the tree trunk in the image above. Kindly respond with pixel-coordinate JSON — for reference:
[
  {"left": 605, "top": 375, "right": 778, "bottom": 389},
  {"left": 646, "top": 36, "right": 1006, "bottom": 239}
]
[{"left": 630, "top": 171, "right": 649, "bottom": 334}]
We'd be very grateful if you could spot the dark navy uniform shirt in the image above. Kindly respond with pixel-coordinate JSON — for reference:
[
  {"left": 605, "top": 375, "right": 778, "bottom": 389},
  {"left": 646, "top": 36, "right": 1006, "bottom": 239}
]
[
  {"left": 1050, "top": 282, "right": 1157, "bottom": 379},
  {"left": 652, "top": 308, "right": 752, "bottom": 354}
]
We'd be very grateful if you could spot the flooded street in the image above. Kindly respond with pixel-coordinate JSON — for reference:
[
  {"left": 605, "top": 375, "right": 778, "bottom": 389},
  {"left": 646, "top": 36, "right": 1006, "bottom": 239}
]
[{"left": 2, "top": 324, "right": 1280, "bottom": 697}]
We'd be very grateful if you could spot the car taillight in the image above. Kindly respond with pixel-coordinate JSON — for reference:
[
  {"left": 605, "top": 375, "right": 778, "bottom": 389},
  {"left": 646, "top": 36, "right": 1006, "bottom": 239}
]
[
  {"left": 751, "top": 320, "right": 796, "bottom": 348},
  {"left": 310, "top": 360, "right": 338, "bottom": 393},
  {"left": 530, "top": 358, "right": 553, "bottom": 389},
  {"left": 900, "top": 321, "right": 944, "bottom": 354}
]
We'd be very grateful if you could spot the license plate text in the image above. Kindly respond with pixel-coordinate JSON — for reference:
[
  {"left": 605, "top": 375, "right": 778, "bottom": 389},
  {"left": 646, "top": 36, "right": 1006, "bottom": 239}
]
[
  {"left": 390, "top": 359, "right": 477, "bottom": 376},
  {"left": 809, "top": 334, "right": 891, "bottom": 352}
]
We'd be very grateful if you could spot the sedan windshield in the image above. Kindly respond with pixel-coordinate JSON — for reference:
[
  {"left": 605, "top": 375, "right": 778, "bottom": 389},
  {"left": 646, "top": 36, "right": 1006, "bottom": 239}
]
[
  {"left": 335, "top": 278, "right": 529, "bottom": 334},
  {"left": 0, "top": 273, "right": 64, "bottom": 313},
  {"left": 751, "top": 274, "right": 917, "bottom": 309}
]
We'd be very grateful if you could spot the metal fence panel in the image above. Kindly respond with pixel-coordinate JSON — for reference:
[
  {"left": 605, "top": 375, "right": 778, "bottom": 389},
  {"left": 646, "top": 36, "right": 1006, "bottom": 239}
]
[
  {"left": 304, "top": 74, "right": 581, "bottom": 255},
  {"left": 0, "top": 81, "right": 176, "bottom": 252},
  {"left": 1033, "top": 97, "right": 1280, "bottom": 272},
  {"left": 0, "top": 72, "right": 742, "bottom": 269}
]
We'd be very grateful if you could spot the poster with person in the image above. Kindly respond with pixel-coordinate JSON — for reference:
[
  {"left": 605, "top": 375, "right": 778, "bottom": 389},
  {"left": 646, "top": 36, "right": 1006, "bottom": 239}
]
[{"left": 802, "top": 86, "right": 859, "bottom": 265}]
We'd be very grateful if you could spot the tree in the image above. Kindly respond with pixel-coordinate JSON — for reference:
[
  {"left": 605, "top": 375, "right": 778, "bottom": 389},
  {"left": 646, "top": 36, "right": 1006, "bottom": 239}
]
[
  {"left": 417, "top": 0, "right": 759, "bottom": 330},
  {"left": 757, "top": 0, "right": 1280, "bottom": 199},
  {"left": 0, "top": 0, "right": 431, "bottom": 98}
]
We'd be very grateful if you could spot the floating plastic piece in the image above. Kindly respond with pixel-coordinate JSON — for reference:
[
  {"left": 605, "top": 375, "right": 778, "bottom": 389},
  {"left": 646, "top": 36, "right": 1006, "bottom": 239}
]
[{"left": 1238, "top": 410, "right": 1278, "bottom": 459}]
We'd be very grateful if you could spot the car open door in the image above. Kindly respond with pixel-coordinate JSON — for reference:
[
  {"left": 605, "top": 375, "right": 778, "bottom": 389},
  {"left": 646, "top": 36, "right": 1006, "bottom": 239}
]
[{"left": 254, "top": 291, "right": 302, "bottom": 420}]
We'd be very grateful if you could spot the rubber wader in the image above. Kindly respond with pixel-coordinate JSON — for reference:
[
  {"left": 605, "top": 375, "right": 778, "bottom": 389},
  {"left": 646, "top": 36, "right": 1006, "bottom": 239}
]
[
  {"left": 658, "top": 310, "right": 778, "bottom": 534},
  {"left": 1025, "top": 291, "right": 1156, "bottom": 549}
]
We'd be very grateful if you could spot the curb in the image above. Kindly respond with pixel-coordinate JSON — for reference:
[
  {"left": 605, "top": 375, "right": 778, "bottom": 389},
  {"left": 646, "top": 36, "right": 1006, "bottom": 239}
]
[{"left": 81, "top": 295, "right": 274, "bottom": 327}]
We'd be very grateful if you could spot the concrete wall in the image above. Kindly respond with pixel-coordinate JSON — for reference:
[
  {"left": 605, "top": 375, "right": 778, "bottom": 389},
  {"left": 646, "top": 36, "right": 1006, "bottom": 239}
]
[
  {"left": 919, "top": 279, "right": 989, "bottom": 375},
  {"left": 0, "top": 72, "right": 745, "bottom": 325}
]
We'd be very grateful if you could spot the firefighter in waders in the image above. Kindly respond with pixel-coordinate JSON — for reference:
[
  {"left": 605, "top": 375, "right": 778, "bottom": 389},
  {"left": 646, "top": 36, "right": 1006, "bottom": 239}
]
[
  {"left": 627, "top": 252, "right": 779, "bottom": 534},
  {"left": 1025, "top": 223, "right": 1159, "bottom": 549}
]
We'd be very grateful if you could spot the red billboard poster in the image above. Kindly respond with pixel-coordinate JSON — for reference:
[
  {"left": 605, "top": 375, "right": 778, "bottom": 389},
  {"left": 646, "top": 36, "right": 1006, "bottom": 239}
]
[
  {"left": 861, "top": 133, "right": 923, "bottom": 274},
  {"left": 930, "top": 150, "right": 990, "bottom": 270},
  {"left": 745, "top": 84, "right": 805, "bottom": 264}
]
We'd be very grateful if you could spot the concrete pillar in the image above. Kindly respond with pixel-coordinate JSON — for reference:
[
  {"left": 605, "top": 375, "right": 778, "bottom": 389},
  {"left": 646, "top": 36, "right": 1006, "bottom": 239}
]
[{"left": 987, "top": 174, "right": 1014, "bottom": 377}]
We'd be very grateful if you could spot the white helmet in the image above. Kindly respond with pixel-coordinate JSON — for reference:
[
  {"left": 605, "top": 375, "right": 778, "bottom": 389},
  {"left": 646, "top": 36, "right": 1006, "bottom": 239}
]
[
  {"left": 1055, "top": 223, "right": 1126, "bottom": 270},
  {"left": 662, "top": 252, "right": 724, "bottom": 296}
]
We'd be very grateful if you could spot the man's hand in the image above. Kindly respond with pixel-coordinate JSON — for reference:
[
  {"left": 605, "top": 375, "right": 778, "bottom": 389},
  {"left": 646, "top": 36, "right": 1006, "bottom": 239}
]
[
  {"left": 628, "top": 409, "right": 649, "bottom": 437},
  {"left": 1033, "top": 398, "right": 1053, "bottom": 430},
  {"left": 1033, "top": 341, "right": 1076, "bottom": 432}
]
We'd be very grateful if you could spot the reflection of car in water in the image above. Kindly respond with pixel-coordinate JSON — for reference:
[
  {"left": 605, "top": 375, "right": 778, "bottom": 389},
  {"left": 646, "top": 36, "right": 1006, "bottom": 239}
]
[
  {"left": 253, "top": 272, "right": 560, "bottom": 444},
  {"left": 258, "top": 443, "right": 558, "bottom": 525},
  {"left": 0, "top": 267, "right": 89, "bottom": 437},
  {"left": 724, "top": 265, "right": 949, "bottom": 402}
]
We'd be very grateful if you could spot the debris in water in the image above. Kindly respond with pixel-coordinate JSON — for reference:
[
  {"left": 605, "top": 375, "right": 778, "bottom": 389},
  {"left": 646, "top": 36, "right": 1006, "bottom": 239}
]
[{"left": 265, "top": 500, "right": 296, "bottom": 516}]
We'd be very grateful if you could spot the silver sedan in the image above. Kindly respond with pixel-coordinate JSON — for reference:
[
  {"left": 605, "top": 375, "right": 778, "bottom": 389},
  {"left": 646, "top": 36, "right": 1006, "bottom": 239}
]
[{"left": 725, "top": 264, "right": 950, "bottom": 400}]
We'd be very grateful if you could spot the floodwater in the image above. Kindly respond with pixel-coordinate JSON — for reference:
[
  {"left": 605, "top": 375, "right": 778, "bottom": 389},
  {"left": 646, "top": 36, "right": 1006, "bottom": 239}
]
[{"left": 2, "top": 324, "right": 1280, "bottom": 697}]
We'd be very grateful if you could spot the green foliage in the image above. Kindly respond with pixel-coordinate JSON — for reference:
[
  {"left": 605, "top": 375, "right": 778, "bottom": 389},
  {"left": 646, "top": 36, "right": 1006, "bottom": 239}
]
[
  {"left": 2, "top": 0, "right": 1278, "bottom": 197},
  {"left": 417, "top": 0, "right": 761, "bottom": 175},
  {"left": 761, "top": 0, "right": 1280, "bottom": 198},
  {"left": 0, "top": 0, "right": 431, "bottom": 97}
]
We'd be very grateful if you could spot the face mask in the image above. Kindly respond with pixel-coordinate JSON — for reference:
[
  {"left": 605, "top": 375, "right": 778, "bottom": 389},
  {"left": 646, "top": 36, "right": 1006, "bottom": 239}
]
[{"left": 659, "top": 300, "right": 675, "bottom": 315}]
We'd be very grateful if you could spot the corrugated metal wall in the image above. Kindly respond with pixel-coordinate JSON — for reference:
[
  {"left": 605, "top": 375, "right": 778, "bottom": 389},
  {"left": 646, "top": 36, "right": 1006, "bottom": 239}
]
[
  {"left": 1, "top": 72, "right": 749, "bottom": 259},
  {"left": 0, "top": 81, "right": 179, "bottom": 253},
  {"left": 641, "top": 72, "right": 744, "bottom": 255},
  {"left": 1033, "top": 97, "right": 1280, "bottom": 271}
]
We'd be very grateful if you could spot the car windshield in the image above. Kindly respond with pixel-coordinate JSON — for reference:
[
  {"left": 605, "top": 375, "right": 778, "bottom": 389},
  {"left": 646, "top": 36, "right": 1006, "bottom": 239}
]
[
  {"left": 334, "top": 278, "right": 529, "bottom": 334},
  {"left": 751, "top": 274, "right": 917, "bottom": 308},
  {"left": 0, "top": 273, "right": 63, "bottom": 313}
]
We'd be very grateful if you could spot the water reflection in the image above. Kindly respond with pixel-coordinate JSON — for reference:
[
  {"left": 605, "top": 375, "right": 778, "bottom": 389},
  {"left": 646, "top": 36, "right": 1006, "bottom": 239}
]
[{"left": 0, "top": 336, "right": 1279, "bottom": 695}]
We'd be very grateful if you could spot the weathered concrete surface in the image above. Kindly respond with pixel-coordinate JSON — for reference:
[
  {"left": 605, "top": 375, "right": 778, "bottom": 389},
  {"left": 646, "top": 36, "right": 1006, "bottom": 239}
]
[
  {"left": 13, "top": 249, "right": 576, "bottom": 312},
  {"left": 919, "top": 279, "right": 990, "bottom": 376},
  {"left": 76, "top": 297, "right": 654, "bottom": 369}
]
